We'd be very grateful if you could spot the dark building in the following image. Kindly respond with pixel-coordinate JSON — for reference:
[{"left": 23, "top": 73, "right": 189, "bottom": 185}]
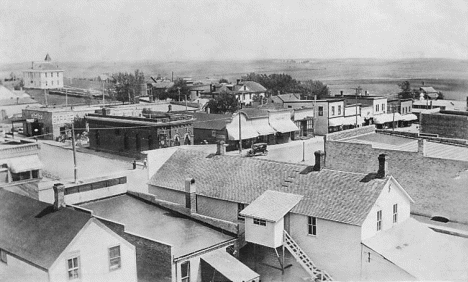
[
  {"left": 420, "top": 110, "right": 468, "bottom": 140},
  {"left": 191, "top": 112, "right": 231, "bottom": 144},
  {"left": 86, "top": 110, "right": 194, "bottom": 158}
]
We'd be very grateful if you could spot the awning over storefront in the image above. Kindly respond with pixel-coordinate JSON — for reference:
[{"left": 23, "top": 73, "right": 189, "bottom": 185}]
[
  {"left": 201, "top": 250, "right": 260, "bottom": 282},
  {"left": 342, "top": 116, "right": 365, "bottom": 126},
  {"left": 294, "top": 109, "right": 314, "bottom": 121},
  {"left": 374, "top": 113, "right": 403, "bottom": 124},
  {"left": 328, "top": 117, "right": 344, "bottom": 127},
  {"left": 8, "top": 155, "right": 43, "bottom": 173},
  {"left": 401, "top": 114, "right": 418, "bottom": 121},
  {"left": 269, "top": 119, "right": 299, "bottom": 133},
  {"left": 250, "top": 118, "right": 276, "bottom": 136},
  {"left": 226, "top": 122, "right": 259, "bottom": 140}
]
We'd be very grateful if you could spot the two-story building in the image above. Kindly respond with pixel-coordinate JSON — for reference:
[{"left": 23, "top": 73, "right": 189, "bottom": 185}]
[
  {"left": 146, "top": 147, "right": 468, "bottom": 281},
  {"left": 213, "top": 80, "right": 267, "bottom": 107},
  {"left": 387, "top": 98, "right": 417, "bottom": 127},
  {"left": 0, "top": 188, "right": 137, "bottom": 282},
  {"left": 342, "top": 95, "right": 388, "bottom": 126},
  {"left": 22, "top": 54, "right": 64, "bottom": 89},
  {"left": 315, "top": 98, "right": 364, "bottom": 134}
]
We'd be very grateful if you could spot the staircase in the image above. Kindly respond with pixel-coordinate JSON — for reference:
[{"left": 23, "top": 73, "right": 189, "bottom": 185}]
[{"left": 283, "top": 230, "right": 333, "bottom": 281}]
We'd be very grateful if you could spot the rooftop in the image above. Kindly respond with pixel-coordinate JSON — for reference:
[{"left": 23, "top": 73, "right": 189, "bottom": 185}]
[
  {"left": 0, "top": 189, "right": 91, "bottom": 270},
  {"left": 363, "top": 218, "right": 468, "bottom": 281},
  {"left": 149, "top": 148, "right": 391, "bottom": 226},
  {"left": 81, "top": 194, "right": 235, "bottom": 257}
]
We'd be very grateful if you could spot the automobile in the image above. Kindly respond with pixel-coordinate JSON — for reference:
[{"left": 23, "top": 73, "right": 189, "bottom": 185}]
[
  {"left": 17, "top": 128, "right": 24, "bottom": 134},
  {"left": 246, "top": 143, "right": 268, "bottom": 157}
]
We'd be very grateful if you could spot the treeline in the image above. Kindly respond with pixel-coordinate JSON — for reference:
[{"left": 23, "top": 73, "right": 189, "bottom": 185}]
[{"left": 241, "top": 72, "right": 330, "bottom": 100}]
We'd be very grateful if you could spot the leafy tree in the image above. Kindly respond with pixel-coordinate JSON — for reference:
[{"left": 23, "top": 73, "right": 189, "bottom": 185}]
[
  {"left": 110, "top": 70, "right": 145, "bottom": 104},
  {"left": 206, "top": 92, "right": 239, "bottom": 114},
  {"left": 167, "top": 78, "right": 190, "bottom": 101},
  {"left": 397, "top": 81, "right": 415, "bottom": 99},
  {"left": 300, "top": 80, "right": 330, "bottom": 100},
  {"left": 219, "top": 78, "right": 229, "bottom": 83}
]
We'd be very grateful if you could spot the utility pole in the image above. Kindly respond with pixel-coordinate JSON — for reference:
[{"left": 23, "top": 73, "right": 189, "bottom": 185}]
[
  {"left": 185, "top": 93, "right": 188, "bottom": 111},
  {"left": 71, "top": 122, "right": 78, "bottom": 183},
  {"left": 350, "top": 86, "right": 362, "bottom": 127},
  {"left": 313, "top": 94, "right": 317, "bottom": 137},
  {"left": 238, "top": 111, "right": 242, "bottom": 153},
  {"left": 44, "top": 89, "right": 48, "bottom": 107}
]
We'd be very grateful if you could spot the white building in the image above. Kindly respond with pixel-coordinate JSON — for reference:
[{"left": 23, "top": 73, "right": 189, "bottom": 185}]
[
  {"left": 147, "top": 146, "right": 468, "bottom": 281},
  {"left": 0, "top": 187, "right": 137, "bottom": 282},
  {"left": 23, "top": 54, "right": 64, "bottom": 89}
]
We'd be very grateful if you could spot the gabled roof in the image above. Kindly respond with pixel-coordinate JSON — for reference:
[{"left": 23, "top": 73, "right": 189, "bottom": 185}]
[
  {"left": 149, "top": 149, "right": 391, "bottom": 226},
  {"left": 234, "top": 81, "right": 267, "bottom": 93},
  {"left": 420, "top": 87, "right": 437, "bottom": 93},
  {"left": 277, "top": 93, "right": 301, "bottom": 102},
  {"left": 0, "top": 189, "right": 91, "bottom": 270},
  {"left": 240, "top": 190, "right": 303, "bottom": 222}
]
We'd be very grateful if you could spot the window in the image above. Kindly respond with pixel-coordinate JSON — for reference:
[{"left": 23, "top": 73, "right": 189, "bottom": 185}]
[
  {"left": 307, "top": 216, "right": 317, "bottom": 236},
  {"left": 109, "top": 246, "right": 121, "bottom": 271},
  {"left": 52, "top": 81, "right": 54, "bottom": 86},
  {"left": 238, "top": 203, "right": 246, "bottom": 221},
  {"left": 377, "top": 210, "right": 382, "bottom": 231},
  {"left": 181, "top": 261, "right": 190, "bottom": 282},
  {"left": 331, "top": 106, "right": 335, "bottom": 116},
  {"left": 67, "top": 256, "right": 80, "bottom": 280},
  {"left": 32, "top": 170, "right": 39, "bottom": 179},
  {"left": 376, "top": 104, "right": 379, "bottom": 112},
  {"left": 0, "top": 249, "right": 7, "bottom": 264},
  {"left": 318, "top": 106, "right": 323, "bottom": 116},
  {"left": 253, "top": 218, "right": 266, "bottom": 226},
  {"left": 211, "top": 130, "right": 217, "bottom": 137},
  {"left": 393, "top": 204, "right": 398, "bottom": 224},
  {"left": 45, "top": 72, "right": 47, "bottom": 77},
  {"left": 338, "top": 105, "right": 342, "bottom": 115},
  {"left": 12, "top": 171, "right": 31, "bottom": 181}
]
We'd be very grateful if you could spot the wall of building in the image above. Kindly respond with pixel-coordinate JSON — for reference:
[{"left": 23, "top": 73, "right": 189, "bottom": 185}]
[
  {"left": 361, "top": 178, "right": 411, "bottom": 240},
  {"left": 315, "top": 101, "right": 330, "bottom": 135},
  {"left": 193, "top": 128, "right": 227, "bottom": 144},
  {"left": 88, "top": 119, "right": 193, "bottom": 158},
  {"left": 23, "top": 71, "right": 64, "bottom": 89},
  {"left": 149, "top": 185, "right": 187, "bottom": 206},
  {"left": 289, "top": 213, "right": 362, "bottom": 280},
  {"left": 244, "top": 217, "right": 283, "bottom": 249},
  {"left": 0, "top": 253, "right": 49, "bottom": 282},
  {"left": 49, "top": 220, "right": 137, "bottom": 282},
  {"left": 420, "top": 113, "right": 468, "bottom": 140},
  {"left": 197, "top": 196, "right": 239, "bottom": 223},
  {"left": 96, "top": 216, "right": 173, "bottom": 282},
  {"left": 361, "top": 245, "right": 416, "bottom": 281}
]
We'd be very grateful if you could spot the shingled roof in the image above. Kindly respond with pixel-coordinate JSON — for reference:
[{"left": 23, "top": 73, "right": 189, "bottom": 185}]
[
  {"left": 0, "top": 189, "right": 91, "bottom": 270},
  {"left": 148, "top": 149, "right": 390, "bottom": 226}
]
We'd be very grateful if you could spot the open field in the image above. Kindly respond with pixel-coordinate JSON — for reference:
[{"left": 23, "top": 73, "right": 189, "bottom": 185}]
[{"left": 2, "top": 58, "right": 467, "bottom": 100}]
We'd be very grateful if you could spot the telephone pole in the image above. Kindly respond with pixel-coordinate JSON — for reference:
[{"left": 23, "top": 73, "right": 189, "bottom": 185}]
[{"left": 71, "top": 122, "right": 78, "bottom": 183}]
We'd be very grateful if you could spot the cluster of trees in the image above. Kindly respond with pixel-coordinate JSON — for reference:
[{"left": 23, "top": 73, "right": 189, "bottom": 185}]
[
  {"left": 108, "top": 70, "right": 145, "bottom": 104},
  {"left": 156, "top": 78, "right": 191, "bottom": 101},
  {"left": 398, "top": 81, "right": 444, "bottom": 100},
  {"left": 206, "top": 93, "right": 239, "bottom": 114},
  {"left": 240, "top": 72, "right": 330, "bottom": 99}
]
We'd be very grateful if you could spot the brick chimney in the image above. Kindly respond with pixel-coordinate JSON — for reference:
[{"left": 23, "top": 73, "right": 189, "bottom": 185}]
[
  {"left": 340, "top": 90, "right": 344, "bottom": 97},
  {"left": 313, "top": 150, "right": 325, "bottom": 171},
  {"left": 168, "top": 105, "right": 172, "bottom": 113},
  {"left": 53, "top": 183, "right": 66, "bottom": 211},
  {"left": 216, "top": 141, "right": 226, "bottom": 155},
  {"left": 417, "top": 139, "right": 426, "bottom": 156},
  {"left": 376, "top": 154, "right": 387, "bottom": 179},
  {"left": 185, "top": 178, "right": 197, "bottom": 213}
]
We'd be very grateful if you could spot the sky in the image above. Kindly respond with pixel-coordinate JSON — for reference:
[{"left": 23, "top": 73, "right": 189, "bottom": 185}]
[{"left": 0, "top": 0, "right": 467, "bottom": 63}]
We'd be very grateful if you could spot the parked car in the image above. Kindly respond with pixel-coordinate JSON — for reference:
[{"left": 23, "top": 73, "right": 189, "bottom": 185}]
[{"left": 247, "top": 143, "right": 268, "bottom": 157}]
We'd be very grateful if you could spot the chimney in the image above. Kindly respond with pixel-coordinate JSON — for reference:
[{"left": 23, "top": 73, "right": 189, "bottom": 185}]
[
  {"left": 313, "top": 150, "right": 325, "bottom": 171},
  {"left": 53, "top": 183, "right": 66, "bottom": 211},
  {"left": 376, "top": 154, "right": 387, "bottom": 179},
  {"left": 340, "top": 91, "right": 344, "bottom": 97},
  {"left": 167, "top": 104, "right": 172, "bottom": 112},
  {"left": 216, "top": 141, "right": 226, "bottom": 155},
  {"left": 101, "top": 107, "right": 107, "bottom": 116},
  {"left": 185, "top": 178, "right": 197, "bottom": 213},
  {"left": 31, "top": 61, "right": 34, "bottom": 69},
  {"left": 417, "top": 139, "right": 426, "bottom": 156},
  {"left": 237, "top": 79, "right": 241, "bottom": 85},
  {"left": 365, "top": 90, "right": 368, "bottom": 96}
]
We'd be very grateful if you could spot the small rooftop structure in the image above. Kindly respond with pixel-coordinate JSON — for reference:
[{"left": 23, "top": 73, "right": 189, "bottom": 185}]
[{"left": 240, "top": 190, "right": 303, "bottom": 222}]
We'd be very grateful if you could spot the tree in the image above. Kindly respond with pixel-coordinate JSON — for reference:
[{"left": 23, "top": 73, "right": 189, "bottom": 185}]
[
  {"left": 301, "top": 80, "right": 330, "bottom": 100},
  {"left": 206, "top": 92, "right": 239, "bottom": 114},
  {"left": 219, "top": 78, "right": 229, "bottom": 84},
  {"left": 167, "top": 78, "right": 190, "bottom": 101},
  {"left": 397, "top": 81, "right": 415, "bottom": 99},
  {"left": 110, "top": 70, "right": 145, "bottom": 104}
]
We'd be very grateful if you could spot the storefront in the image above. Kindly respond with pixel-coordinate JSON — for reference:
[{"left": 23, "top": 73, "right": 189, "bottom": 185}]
[
  {"left": 250, "top": 117, "right": 276, "bottom": 145},
  {"left": 268, "top": 111, "right": 299, "bottom": 143},
  {"left": 293, "top": 108, "right": 314, "bottom": 138}
]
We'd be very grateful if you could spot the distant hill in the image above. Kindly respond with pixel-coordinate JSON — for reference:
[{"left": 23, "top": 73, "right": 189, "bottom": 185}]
[{"left": 2, "top": 58, "right": 467, "bottom": 100}]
